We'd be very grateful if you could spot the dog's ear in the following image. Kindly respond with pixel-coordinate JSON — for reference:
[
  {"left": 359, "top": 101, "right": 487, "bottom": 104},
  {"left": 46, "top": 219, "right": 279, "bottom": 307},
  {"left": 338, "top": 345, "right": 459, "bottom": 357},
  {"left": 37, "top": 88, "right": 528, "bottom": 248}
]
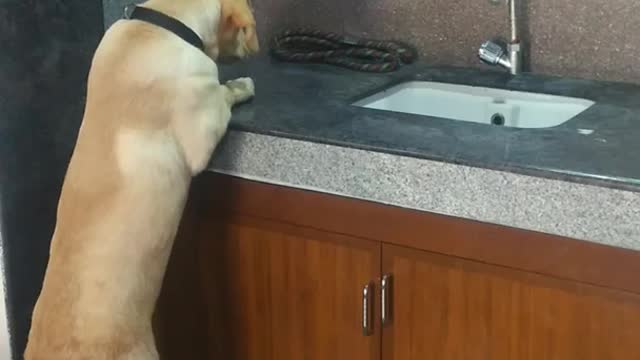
[
  {"left": 242, "top": 23, "right": 259, "bottom": 54},
  {"left": 220, "top": 0, "right": 259, "bottom": 53}
]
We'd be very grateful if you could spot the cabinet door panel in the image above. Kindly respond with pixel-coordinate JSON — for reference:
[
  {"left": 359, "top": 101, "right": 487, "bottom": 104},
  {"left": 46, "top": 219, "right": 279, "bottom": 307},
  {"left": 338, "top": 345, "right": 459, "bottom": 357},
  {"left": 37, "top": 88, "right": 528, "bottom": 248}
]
[
  {"left": 159, "top": 214, "right": 380, "bottom": 360},
  {"left": 198, "top": 221, "right": 273, "bottom": 359},
  {"left": 267, "top": 228, "right": 380, "bottom": 360},
  {"left": 382, "top": 244, "right": 640, "bottom": 360}
]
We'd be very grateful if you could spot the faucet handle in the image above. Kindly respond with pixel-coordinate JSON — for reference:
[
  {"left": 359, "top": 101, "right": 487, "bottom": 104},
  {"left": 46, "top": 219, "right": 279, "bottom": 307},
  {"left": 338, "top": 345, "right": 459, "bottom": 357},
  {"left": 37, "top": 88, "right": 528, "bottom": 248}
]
[{"left": 479, "top": 41, "right": 511, "bottom": 68}]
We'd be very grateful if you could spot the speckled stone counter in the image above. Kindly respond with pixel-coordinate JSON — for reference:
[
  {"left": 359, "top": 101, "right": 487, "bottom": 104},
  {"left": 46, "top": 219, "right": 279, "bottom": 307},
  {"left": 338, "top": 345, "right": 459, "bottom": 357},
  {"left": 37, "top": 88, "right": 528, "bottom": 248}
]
[
  {"left": 209, "top": 131, "right": 640, "bottom": 250},
  {"left": 204, "top": 57, "right": 640, "bottom": 250},
  {"left": 220, "top": 57, "right": 640, "bottom": 191}
]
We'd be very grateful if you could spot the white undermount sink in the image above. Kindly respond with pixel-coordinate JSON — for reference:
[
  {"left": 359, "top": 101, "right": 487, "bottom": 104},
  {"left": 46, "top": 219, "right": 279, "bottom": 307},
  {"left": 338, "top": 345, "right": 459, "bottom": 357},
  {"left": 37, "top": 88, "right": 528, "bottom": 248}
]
[{"left": 353, "top": 81, "right": 595, "bottom": 128}]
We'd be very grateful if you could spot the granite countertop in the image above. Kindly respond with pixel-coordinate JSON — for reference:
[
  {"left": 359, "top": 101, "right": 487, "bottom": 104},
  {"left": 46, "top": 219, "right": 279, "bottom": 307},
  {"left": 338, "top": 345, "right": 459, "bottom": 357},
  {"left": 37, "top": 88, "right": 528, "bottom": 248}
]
[{"left": 221, "top": 56, "right": 640, "bottom": 192}]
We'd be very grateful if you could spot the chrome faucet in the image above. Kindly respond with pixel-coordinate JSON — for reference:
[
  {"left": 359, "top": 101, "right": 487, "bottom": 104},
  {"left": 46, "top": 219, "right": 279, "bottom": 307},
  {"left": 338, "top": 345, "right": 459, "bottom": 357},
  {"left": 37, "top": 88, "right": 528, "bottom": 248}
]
[{"left": 478, "top": 0, "right": 522, "bottom": 75}]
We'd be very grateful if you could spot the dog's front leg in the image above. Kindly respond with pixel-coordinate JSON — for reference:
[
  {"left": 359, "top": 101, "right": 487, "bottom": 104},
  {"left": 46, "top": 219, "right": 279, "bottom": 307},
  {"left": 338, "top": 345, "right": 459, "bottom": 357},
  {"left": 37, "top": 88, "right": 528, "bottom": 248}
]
[
  {"left": 223, "top": 77, "right": 255, "bottom": 106},
  {"left": 173, "top": 77, "right": 255, "bottom": 176}
]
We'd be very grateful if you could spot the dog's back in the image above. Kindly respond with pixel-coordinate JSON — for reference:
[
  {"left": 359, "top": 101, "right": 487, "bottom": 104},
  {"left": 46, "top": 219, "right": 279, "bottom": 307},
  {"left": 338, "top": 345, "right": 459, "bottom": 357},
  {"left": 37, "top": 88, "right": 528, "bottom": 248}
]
[
  {"left": 24, "top": 0, "right": 258, "bottom": 357},
  {"left": 27, "top": 8, "right": 218, "bottom": 360},
  {"left": 24, "top": 19, "right": 192, "bottom": 360}
]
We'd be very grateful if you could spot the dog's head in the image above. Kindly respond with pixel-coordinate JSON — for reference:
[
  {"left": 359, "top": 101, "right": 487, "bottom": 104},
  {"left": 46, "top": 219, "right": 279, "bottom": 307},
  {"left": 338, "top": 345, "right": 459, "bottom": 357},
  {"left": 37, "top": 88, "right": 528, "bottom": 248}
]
[
  {"left": 146, "top": 0, "right": 259, "bottom": 60},
  {"left": 208, "top": 0, "right": 259, "bottom": 61}
]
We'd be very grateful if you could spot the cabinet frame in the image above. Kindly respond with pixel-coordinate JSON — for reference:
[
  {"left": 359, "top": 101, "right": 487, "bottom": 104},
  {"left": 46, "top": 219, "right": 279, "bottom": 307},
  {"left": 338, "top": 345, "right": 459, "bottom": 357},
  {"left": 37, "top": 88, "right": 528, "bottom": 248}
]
[
  {"left": 190, "top": 173, "right": 640, "bottom": 295},
  {"left": 155, "top": 173, "right": 640, "bottom": 359}
]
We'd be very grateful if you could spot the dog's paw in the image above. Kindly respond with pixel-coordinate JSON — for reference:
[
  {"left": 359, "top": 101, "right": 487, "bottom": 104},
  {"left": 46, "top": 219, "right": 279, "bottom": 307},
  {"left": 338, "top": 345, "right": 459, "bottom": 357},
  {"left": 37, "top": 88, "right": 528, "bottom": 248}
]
[{"left": 226, "top": 77, "right": 255, "bottom": 103}]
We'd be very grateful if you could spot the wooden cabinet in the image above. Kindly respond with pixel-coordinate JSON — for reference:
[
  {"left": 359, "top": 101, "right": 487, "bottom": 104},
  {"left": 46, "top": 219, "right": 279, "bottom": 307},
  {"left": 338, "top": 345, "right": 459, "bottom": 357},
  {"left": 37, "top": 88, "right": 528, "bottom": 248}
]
[
  {"left": 155, "top": 212, "right": 380, "bottom": 360},
  {"left": 155, "top": 174, "right": 640, "bottom": 360},
  {"left": 381, "top": 244, "right": 640, "bottom": 360}
]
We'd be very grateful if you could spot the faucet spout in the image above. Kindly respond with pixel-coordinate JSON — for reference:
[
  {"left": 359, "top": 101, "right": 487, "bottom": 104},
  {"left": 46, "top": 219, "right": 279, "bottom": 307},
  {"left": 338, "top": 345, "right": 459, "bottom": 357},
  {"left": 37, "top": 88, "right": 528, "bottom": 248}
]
[
  {"left": 510, "top": 0, "right": 518, "bottom": 43},
  {"left": 508, "top": 0, "right": 522, "bottom": 75}
]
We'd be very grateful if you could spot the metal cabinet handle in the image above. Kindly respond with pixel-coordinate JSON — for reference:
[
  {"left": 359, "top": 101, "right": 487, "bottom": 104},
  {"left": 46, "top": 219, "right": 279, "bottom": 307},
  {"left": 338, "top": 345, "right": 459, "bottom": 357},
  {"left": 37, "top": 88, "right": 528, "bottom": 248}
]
[
  {"left": 362, "top": 282, "right": 373, "bottom": 336},
  {"left": 381, "top": 274, "right": 392, "bottom": 326}
]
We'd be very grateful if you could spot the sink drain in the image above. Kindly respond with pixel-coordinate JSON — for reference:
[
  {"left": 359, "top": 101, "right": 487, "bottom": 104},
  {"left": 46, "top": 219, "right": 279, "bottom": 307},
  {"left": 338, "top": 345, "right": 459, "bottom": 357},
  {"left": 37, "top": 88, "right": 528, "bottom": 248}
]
[{"left": 491, "top": 113, "right": 505, "bottom": 126}]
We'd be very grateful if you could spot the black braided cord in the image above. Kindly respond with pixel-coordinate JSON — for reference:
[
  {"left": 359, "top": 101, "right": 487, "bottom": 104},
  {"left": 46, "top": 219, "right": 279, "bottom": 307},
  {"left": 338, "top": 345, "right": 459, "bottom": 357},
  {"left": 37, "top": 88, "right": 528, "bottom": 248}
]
[{"left": 270, "top": 29, "right": 417, "bottom": 73}]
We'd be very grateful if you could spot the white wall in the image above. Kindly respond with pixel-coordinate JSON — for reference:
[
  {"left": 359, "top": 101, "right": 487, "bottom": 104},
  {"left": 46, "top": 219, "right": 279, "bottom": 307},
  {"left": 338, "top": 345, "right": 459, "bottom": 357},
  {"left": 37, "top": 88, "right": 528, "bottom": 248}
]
[{"left": 0, "top": 239, "right": 13, "bottom": 359}]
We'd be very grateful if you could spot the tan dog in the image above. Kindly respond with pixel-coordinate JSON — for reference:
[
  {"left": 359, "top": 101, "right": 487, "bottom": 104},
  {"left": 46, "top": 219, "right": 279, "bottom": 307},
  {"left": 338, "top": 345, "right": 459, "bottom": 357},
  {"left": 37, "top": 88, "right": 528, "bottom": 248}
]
[{"left": 24, "top": 0, "right": 258, "bottom": 359}]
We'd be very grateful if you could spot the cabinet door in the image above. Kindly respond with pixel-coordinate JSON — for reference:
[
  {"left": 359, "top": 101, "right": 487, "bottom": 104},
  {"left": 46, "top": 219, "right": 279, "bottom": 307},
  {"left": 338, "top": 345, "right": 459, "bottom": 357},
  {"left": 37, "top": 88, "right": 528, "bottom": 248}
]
[
  {"left": 382, "top": 244, "right": 640, "bottom": 360},
  {"left": 157, "top": 214, "right": 381, "bottom": 360}
]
